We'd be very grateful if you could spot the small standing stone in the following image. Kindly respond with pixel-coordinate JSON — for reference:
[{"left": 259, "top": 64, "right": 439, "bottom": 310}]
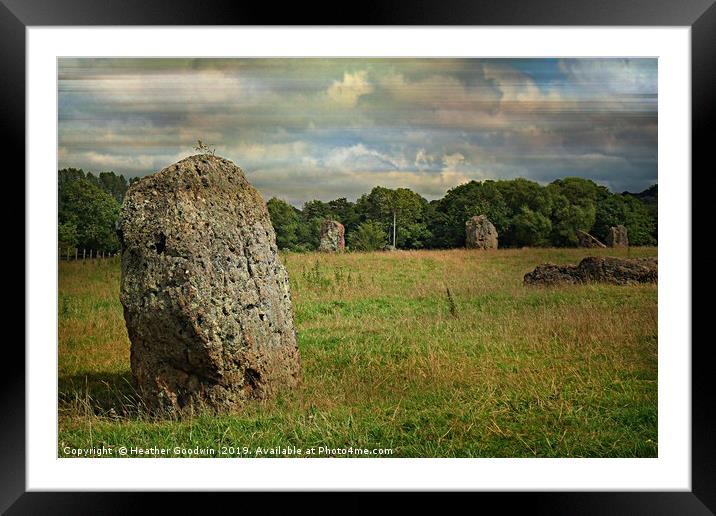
[
  {"left": 318, "top": 220, "right": 345, "bottom": 252},
  {"left": 466, "top": 215, "right": 498, "bottom": 249},
  {"left": 606, "top": 225, "right": 629, "bottom": 248}
]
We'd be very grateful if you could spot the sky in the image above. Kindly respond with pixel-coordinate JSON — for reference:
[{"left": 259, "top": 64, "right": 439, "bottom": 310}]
[{"left": 58, "top": 58, "right": 657, "bottom": 206}]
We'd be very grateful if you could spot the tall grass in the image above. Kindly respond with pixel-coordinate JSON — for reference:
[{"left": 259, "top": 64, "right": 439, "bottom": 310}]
[{"left": 58, "top": 247, "right": 657, "bottom": 457}]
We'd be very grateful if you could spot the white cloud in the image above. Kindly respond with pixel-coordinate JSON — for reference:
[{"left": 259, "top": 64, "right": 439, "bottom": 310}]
[
  {"left": 60, "top": 149, "right": 194, "bottom": 173},
  {"left": 438, "top": 152, "right": 472, "bottom": 188},
  {"left": 482, "top": 63, "right": 544, "bottom": 104},
  {"left": 324, "top": 144, "right": 407, "bottom": 171},
  {"left": 558, "top": 59, "right": 657, "bottom": 95},
  {"left": 414, "top": 148, "right": 434, "bottom": 170},
  {"left": 326, "top": 71, "right": 374, "bottom": 107},
  {"left": 79, "top": 71, "right": 245, "bottom": 110},
  {"left": 225, "top": 141, "right": 310, "bottom": 163}
]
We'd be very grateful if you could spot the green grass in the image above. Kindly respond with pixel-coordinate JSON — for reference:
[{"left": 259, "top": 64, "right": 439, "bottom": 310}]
[{"left": 58, "top": 247, "right": 657, "bottom": 458}]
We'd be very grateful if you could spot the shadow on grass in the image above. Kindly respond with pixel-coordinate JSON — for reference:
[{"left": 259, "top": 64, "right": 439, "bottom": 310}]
[{"left": 59, "top": 371, "right": 147, "bottom": 420}]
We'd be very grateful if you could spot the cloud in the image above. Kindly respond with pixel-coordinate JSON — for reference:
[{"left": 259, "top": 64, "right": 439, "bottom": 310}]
[
  {"left": 324, "top": 144, "right": 407, "bottom": 171},
  {"left": 558, "top": 59, "right": 657, "bottom": 96},
  {"left": 414, "top": 148, "right": 433, "bottom": 170},
  {"left": 225, "top": 141, "right": 310, "bottom": 164},
  {"left": 326, "top": 71, "right": 374, "bottom": 107},
  {"left": 441, "top": 152, "right": 466, "bottom": 170},
  {"left": 483, "top": 62, "right": 545, "bottom": 104},
  {"left": 58, "top": 58, "right": 658, "bottom": 199}
]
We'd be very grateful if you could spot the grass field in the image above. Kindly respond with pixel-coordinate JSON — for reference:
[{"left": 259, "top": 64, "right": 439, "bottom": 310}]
[{"left": 58, "top": 247, "right": 657, "bottom": 458}]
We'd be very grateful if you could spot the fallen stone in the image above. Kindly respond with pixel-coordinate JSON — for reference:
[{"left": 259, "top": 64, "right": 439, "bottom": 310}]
[
  {"left": 119, "top": 154, "right": 301, "bottom": 416},
  {"left": 524, "top": 256, "right": 657, "bottom": 286},
  {"left": 466, "top": 215, "right": 498, "bottom": 249},
  {"left": 318, "top": 220, "right": 345, "bottom": 252},
  {"left": 576, "top": 230, "right": 606, "bottom": 248}
]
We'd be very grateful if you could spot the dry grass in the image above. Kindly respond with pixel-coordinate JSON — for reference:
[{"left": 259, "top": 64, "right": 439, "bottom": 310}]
[{"left": 58, "top": 247, "right": 657, "bottom": 457}]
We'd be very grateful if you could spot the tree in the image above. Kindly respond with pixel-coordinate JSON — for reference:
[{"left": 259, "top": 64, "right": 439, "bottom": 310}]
[
  {"left": 327, "top": 197, "right": 359, "bottom": 233},
  {"left": 355, "top": 187, "right": 431, "bottom": 249},
  {"left": 267, "top": 198, "right": 301, "bottom": 250},
  {"left": 348, "top": 221, "right": 387, "bottom": 251},
  {"left": 546, "top": 178, "right": 602, "bottom": 246},
  {"left": 97, "top": 171, "right": 129, "bottom": 202},
  {"left": 496, "top": 178, "right": 553, "bottom": 216},
  {"left": 58, "top": 178, "right": 121, "bottom": 252},
  {"left": 509, "top": 206, "right": 552, "bottom": 247},
  {"left": 494, "top": 179, "right": 554, "bottom": 247},
  {"left": 58, "top": 221, "right": 78, "bottom": 250},
  {"left": 298, "top": 200, "right": 334, "bottom": 250},
  {"left": 59, "top": 168, "right": 129, "bottom": 202},
  {"left": 594, "top": 194, "right": 656, "bottom": 246},
  {"left": 547, "top": 192, "right": 596, "bottom": 246},
  {"left": 428, "top": 180, "right": 510, "bottom": 248}
]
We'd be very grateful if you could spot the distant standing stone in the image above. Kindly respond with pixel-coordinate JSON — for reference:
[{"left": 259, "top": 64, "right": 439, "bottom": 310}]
[
  {"left": 576, "top": 230, "right": 606, "bottom": 248},
  {"left": 119, "top": 154, "right": 301, "bottom": 416},
  {"left": 466, "top": 215, "right": 498, "bottom": 249},
  {"left": 318, "top": 220, "right": 345, "bottom": 252},
  {"left": 606, "top": 225, "right": 629, "bottom": 248}
]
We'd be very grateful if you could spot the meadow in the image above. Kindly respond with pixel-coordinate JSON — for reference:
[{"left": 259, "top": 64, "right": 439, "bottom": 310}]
[{"left": 58, "top": 247, "right": 658, "bottom": 458}]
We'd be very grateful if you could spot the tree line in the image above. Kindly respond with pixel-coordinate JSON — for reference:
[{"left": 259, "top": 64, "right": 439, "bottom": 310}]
[
  {"left": 58, "top": 168, "right": 138, "bottom": 252},
  {"left": 268, "top": 178, "right": 657, "bottom": 251},
  {"left": 58, "top": 168, "right": 657, "bottom": 253}
]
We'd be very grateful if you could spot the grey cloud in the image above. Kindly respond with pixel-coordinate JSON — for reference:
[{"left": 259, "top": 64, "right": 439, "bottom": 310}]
[{"left": 58, "top": 58, "right": 658, "bottom": 199}]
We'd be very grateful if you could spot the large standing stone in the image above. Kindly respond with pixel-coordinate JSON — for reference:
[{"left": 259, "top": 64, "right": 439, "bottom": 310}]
[
  {"left": 466, "top": 215, "right": 498, "bottom": 249},
  {"left": 576, "top": 230, "right": 606, "bottom": 248},
  {"left": 118, "top": 155, "right": 301, "bottom": 416},
  {"left": 524, "top": 256, "right": 657, "bottom": 286},
  {"left": 606, "top": 225, "right": 629, "bottom": 248},
  {"left": 318, "top": 220, "right": 345, "bottom": 252}
]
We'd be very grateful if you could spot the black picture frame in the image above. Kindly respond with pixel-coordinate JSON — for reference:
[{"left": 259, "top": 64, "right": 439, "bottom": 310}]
[{"left": 5, "top": 0, "right": 712, "bottom": 513}]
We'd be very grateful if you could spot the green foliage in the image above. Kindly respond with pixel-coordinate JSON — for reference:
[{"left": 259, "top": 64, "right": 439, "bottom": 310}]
[
  {"left": 61, "top": 166, "right": 658, "bottom": 252},
  {"left": 355, "top": 187, "right": 432, "bottom": 249},
  {"left": 59, "top": 175, "right": 122, "bottom": 252},
  {"left": 251, "top": 178, "right": 659, "bottom": 251},
  {"left": 58, "top": 221, "right": 79, "bottom": 250},
  {"left": 327, "top": 197, "right": 360, "bottom": 233},
  {"left": 95, "top": 171, "right": 129, "bottom": 202},
  {"left": 267, "top": 198, "right": 301, "bottom": 250},
  {"left": 546, "top": 178, "right": 603, "bottom": 246},
  {"left": 428, "top": 180, "right": 510, "bottom": 248},
  {"left": 60, "top": 168, "right": 129, "bottom": 202},
  {"left": 548, "top": 192, "right": 597, "bottom": 247},
  {"left": 593, "top": 194, "right": 657, "bottom": 246},
  {"left": 302, "top": 199, "right": 333, "bottom": 221},
  {"left": 349, "top": 221, "right": 388, "bottom": 251},
  {"left": 510, "top": 206, "right": 553, "bottom": 247},
  {"left": 496, "top": 178, "right": 554, "bottom": 216}
]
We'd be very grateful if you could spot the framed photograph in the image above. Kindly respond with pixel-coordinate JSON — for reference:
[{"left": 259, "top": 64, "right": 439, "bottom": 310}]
[{"left": 8, "top": 0, "right": 712, "bottom": 512}]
